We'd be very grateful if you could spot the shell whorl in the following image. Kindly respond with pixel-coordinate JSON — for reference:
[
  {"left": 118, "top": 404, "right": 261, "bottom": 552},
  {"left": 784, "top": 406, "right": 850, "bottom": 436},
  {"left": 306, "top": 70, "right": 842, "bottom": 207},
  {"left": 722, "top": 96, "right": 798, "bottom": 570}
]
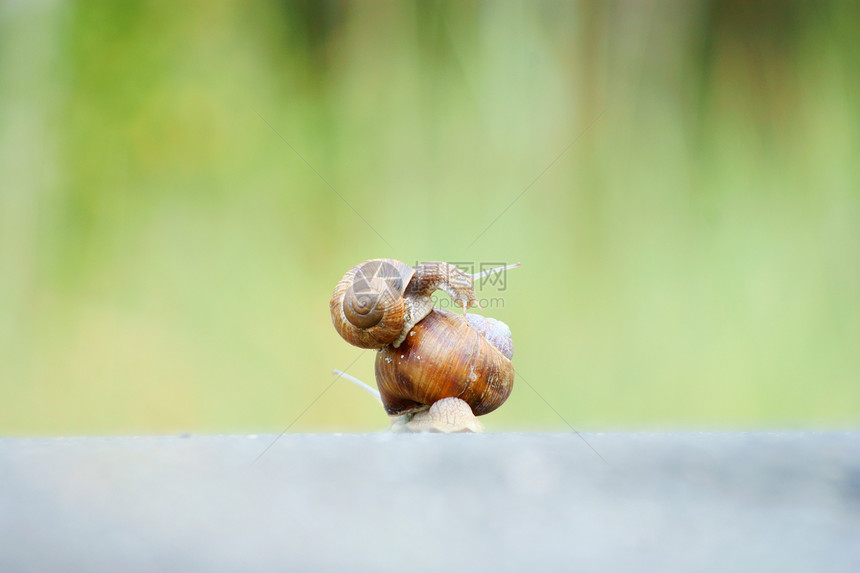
[
  {"left": 465, "top": 314, "right": 514, "bottom": 359},
  {"left": 330, "top": 259, "right": 415, "bottom": 349}
]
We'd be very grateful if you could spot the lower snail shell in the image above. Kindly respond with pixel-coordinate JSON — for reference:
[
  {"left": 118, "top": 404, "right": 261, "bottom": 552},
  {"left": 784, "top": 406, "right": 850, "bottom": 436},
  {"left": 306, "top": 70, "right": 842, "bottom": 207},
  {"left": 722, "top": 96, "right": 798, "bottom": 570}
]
[{"left": 375, "top": 309, "right": 514, "bottom": 416}]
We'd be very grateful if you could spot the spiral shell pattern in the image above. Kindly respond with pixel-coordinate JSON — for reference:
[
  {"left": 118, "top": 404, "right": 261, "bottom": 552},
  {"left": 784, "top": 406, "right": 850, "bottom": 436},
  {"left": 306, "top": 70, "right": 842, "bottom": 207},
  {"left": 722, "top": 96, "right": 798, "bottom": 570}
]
[{"left": 330, "top": 259, "right": 415, "bottom": 349}]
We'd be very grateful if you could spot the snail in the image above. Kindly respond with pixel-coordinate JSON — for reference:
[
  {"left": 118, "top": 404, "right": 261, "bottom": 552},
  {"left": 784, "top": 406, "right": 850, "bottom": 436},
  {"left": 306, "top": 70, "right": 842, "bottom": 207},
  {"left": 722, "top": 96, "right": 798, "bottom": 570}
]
[{"left": 329, "top": 259, "right": 518, "bottom": 433}]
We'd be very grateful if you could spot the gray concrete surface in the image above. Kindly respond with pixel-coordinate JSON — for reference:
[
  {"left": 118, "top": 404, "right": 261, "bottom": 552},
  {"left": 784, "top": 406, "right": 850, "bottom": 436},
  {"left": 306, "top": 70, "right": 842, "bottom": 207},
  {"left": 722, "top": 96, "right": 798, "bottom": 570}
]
[{"left": 1, "top": 432, "right": 858, "bottom": 572}]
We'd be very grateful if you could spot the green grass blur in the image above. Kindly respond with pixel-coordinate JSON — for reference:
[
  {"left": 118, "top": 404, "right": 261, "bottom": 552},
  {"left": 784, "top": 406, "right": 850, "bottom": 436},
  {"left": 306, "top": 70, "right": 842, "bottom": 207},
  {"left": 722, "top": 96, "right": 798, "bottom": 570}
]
[{"left": 1, "top": 1, "right": 858, "bottom": 435}]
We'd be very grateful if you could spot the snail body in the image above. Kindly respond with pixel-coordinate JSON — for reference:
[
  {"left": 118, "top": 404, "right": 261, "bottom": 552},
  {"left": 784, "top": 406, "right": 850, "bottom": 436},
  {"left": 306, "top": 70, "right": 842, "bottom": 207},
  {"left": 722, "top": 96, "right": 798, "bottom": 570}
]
[{"left": 329, "top": 259, "right": 516, "bottom": 431}]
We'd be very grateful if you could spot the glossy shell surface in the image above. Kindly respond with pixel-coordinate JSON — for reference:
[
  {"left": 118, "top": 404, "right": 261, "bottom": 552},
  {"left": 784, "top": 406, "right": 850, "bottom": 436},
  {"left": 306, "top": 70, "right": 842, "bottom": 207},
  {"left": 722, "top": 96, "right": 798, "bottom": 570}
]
[{"left": 375, "top": 309, "right": 514, "bottom": 416}]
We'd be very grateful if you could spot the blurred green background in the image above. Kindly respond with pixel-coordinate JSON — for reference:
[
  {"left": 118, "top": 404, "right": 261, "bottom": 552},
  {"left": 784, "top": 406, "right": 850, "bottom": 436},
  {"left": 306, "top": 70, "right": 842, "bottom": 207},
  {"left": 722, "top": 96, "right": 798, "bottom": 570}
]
[{"left": 1, "top": 1, "right": 858, "bottom": 436}]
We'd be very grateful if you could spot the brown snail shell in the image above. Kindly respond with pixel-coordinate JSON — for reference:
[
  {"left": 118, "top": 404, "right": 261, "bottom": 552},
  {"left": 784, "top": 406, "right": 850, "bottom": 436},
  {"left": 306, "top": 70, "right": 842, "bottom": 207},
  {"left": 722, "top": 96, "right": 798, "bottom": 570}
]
[
  {"left": 375, "top": 308, "right": 514, "bottom": 416},
  {"left": 330, "top": 259, "right": 480, "bottom": 349},
  {"left": 330, "top": 259, "right": 415, "bottom": 349}
]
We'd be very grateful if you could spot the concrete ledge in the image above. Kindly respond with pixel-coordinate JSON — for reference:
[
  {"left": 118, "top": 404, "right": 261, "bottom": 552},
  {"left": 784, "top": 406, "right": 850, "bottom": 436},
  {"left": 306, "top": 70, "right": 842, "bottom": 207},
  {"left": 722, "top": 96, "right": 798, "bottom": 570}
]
[{"left": 1, "top": 432, "right": 858, "bottom": 572}]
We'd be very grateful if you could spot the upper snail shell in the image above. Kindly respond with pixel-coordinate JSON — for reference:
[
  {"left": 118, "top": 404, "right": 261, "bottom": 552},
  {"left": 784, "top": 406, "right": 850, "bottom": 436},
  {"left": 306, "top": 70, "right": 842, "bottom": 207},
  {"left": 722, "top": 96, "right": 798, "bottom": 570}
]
[
  {"left": 329, "top": 259, "right": 415, "bottom": 349},
  {"left": 330, "top": 259, "right": 478, "bottom": 349}
]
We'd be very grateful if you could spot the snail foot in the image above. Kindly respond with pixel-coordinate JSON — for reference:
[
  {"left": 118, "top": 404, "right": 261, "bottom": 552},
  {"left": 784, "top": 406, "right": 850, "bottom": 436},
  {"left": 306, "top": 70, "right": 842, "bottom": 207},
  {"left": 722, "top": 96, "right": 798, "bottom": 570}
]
[{"left": 387, "top": 398, "right": 485, "bottom": 433}]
